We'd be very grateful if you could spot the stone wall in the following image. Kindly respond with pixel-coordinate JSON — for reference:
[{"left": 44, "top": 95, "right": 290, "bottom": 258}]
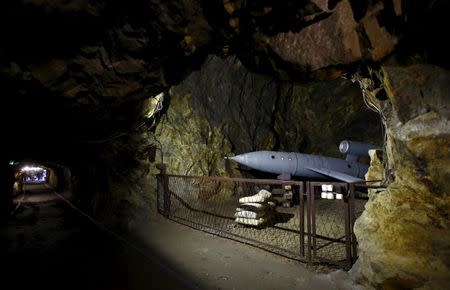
[
  {"left": 353, "top": 64, "right": 450, "bottom": 289},
  {"left": 275, "top": 78, "right": 382, "bottom": 157},
  {"left": 154, "top": 55, "right": 277, "bottom": 176}
]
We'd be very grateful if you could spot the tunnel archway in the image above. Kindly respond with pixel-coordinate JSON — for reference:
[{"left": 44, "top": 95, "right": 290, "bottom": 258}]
[{"left": 10, "top": 160, "right": 73, "bottom": 205}]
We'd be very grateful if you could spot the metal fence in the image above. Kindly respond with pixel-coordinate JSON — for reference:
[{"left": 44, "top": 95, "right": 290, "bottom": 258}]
[{"left": 156, "top": 170, "right": 366, "bottom": 269}]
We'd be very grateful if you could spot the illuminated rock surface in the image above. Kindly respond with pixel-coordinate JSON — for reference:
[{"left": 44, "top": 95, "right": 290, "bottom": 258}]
[
  {"left": 354, "top": 64, "right": 450, "bottom": 289},
  {"left": 264, "top": 0, "right": 397, "bottom": 70},
  {"left": 364, "top": 150, "right": 384, "bottom": 195},
  {"left": 274, "top": 78, "right": 381, "bottom": 157}
]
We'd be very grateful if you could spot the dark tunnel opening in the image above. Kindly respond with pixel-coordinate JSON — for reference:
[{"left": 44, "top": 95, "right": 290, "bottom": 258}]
[{"left": 10, "top": 161, "right": 73, "bottom": 205}]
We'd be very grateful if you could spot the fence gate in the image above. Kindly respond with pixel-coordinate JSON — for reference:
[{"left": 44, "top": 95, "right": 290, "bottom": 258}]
[
  {"left": 156, "top": 169, "right": 361, "bottom": 269},
  {"left": 307, "top": 182, "right": 358, "bottom": 268}
]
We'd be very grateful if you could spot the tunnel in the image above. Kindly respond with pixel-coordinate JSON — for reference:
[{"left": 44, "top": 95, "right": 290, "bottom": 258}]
[
  {"left": 0, "top": 1, "right": 449, "bottom": 290},
  {"left": 10, "top": 161, "right": 72, "bottom": 204}
]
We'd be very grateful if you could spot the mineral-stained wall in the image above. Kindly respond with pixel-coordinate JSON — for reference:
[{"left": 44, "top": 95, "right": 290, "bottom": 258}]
[
  {"left": 353, "top": 64, "right": 450, "bottom": 289},
  {"left": 263, "top": 0, "right": 398, "bottom": 70},
  {"left": 154, "top": 55, "right": 277, "bottom": 176},
  {"left": 275, "top": 78, "right": 381, "bottom": 157}
]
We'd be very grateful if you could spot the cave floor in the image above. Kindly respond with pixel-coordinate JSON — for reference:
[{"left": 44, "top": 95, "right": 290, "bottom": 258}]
[
  {"left": 0, "top": 197, "right": 194, "bottom": 290},
  {"left": 134, "top": 211, "right": 369, "bottom": 290},
  {"left": 0, "top": 190, "right": 368, "bottom": 290}
]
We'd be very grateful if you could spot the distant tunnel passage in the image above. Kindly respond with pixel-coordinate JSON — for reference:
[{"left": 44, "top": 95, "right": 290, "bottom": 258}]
[{"left": 11, "top": 161, "right": 73, "bottom": 204}]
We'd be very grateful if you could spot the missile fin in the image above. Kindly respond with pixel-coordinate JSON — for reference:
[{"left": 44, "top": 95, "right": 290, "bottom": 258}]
[{"left": 307, "top": 167, "right": 364, "bottom": 183}]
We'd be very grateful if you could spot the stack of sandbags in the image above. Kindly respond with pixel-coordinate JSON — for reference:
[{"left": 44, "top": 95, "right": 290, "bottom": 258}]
[{"left": 234, "top": 189, "right": 275, "bottom": 226}]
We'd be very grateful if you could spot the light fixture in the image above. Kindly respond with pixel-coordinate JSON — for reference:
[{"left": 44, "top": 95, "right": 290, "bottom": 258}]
[{"left": 21, "top": 166, "right": 45, "bottom": 172}]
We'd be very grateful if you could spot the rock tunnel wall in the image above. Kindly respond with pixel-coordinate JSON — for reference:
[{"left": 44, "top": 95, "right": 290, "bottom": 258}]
[{"left": 353, "top": 64, "right": 450, "bottom": 289}]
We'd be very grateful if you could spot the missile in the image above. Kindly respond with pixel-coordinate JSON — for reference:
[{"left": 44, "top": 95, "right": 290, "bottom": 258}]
[{"left": 225, "top": 141, "right": 378, "bottom": 183}]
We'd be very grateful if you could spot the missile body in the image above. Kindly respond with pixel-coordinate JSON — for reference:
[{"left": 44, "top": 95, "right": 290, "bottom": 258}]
[{"left": 227, "top": 151, "right": 369, "bottom": 181}]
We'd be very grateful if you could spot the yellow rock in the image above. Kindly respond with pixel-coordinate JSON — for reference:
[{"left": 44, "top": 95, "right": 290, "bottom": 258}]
[{"left": 354, "top": 64, "right": 450, "bottom": 289}]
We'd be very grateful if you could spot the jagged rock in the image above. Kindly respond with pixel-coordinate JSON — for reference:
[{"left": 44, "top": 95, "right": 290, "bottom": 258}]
[
  {"left": 275, "top": 78, "right": 382, "bottom": 156},
  {"left": 114, "top": 26, "right": 149, "bottom": 53},
  {"left": 154, "top": 90, "right": 237, "bottom": 177},
  {"left": 364, "top": 149, "right": 384, "bottom": 195},
  {"left": 359, "top": 2, "right": 398, "bottom": 61},
  {"left": 311, "top": 0, "right": 330, "bottom": 12},
  {"left": 155, "top": 55, "right": 278, "bottom": 176},
  {"left": 265, "top": 0, "right": 361, "bottom": 70},
  {"left": 111, "top": 59, "right": 145, "bottom": 75},
  {"left": 354, "top": 64, "right": 450, "bottom": 289},
  {"left": 30, "top": 59, "right": 68, "bottom": 86},
  {"left": 264, "top": 0, "right": 398, "bottom": 70}
]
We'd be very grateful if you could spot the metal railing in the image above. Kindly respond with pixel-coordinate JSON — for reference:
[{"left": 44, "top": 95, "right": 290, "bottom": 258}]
[{"left": 156, "top": 167, "right": 366, "bottom": 269}]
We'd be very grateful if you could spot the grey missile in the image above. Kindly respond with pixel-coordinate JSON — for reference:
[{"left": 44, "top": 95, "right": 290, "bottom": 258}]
[{"left": 225, "top": 140, "right": 379, "bottom": 183}]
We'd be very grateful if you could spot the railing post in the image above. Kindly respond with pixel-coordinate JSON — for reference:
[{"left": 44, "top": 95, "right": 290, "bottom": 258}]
[
  {"left": 156, "top": 163, "right": 170, "bottom": 217},
  {"left": 311, "top": 183, "right": 317, "bottom": 261},
  {"left": 299, "top": 182, "right": 305, "bottom": 257},
  {"left": 344, "top": 183, "right": 352, "bottom": 267},
  {"left": 306, "top": 182, "right": 312, "bottom": 264},
  {"left": 349, "top": 184, "right": 357, "bottom": 263}
]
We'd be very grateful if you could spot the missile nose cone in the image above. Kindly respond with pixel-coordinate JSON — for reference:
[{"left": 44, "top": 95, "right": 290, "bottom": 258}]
[
  {"left": 225, "top": 154, "right": 247, "bottom": 165},
  {"left": 224, "top": 156, "right": 239, "bottom": 161},
  {"left": 223, "top": 155, "right": 242, "bottom": 162}
]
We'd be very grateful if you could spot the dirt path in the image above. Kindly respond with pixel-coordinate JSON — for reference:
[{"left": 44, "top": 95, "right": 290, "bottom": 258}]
[
  {"left": 133, "top": 213, "right": 370, "bottom": 290},
  {"left": 0, "top": 199, "right": 196, "bottom": 290}
]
